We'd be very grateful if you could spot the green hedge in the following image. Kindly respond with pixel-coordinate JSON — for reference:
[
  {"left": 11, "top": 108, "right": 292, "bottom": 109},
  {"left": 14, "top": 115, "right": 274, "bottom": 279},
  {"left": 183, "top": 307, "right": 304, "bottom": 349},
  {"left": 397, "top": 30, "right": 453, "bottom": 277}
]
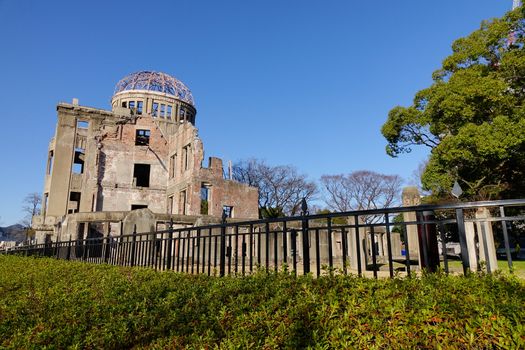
[{"left": 0, "top": 255, "right": 524, "bottom": 349}]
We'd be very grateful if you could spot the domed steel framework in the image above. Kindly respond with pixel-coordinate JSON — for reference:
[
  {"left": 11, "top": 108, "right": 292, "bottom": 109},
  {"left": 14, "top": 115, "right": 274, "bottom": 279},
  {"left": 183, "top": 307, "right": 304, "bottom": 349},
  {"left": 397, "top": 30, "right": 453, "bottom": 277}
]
[{"left": 114, "top": 71, "right": 195, "bottom": 106}]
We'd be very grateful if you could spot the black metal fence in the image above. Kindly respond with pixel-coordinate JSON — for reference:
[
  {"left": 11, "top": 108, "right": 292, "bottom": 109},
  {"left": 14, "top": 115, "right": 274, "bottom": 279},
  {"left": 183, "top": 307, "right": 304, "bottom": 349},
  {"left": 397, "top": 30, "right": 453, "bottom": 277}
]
[{"left": 4, "top": 199, "right": 525, "bottom": 278}]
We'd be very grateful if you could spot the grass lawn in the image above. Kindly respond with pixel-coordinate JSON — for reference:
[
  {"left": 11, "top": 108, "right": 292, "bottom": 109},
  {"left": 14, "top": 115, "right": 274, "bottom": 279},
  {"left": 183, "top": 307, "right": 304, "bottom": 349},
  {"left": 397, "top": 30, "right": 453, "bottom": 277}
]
[{"left": 446, "top": 259, "right": 525, "bottom": 278}]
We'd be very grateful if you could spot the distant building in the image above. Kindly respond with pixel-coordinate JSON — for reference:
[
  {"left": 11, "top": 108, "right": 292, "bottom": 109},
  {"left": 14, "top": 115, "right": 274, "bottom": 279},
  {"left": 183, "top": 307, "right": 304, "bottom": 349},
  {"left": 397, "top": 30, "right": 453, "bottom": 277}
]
[{"left": 32, "top": 71, "right": 258, "bottom": 243}]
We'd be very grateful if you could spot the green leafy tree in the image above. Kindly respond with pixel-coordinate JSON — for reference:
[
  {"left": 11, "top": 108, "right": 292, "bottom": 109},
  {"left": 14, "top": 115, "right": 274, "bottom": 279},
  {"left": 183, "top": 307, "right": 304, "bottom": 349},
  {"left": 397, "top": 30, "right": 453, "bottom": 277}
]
[{"left": 382, "top": 8, "right": 525, "bottom": 200}]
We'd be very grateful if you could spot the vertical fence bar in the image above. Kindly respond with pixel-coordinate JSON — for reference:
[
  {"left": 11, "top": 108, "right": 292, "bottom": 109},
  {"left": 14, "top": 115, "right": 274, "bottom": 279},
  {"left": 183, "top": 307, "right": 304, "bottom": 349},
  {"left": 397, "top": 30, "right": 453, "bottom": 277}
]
[
  {"left": 191, "top": 232, "right": 196, "bottom": 274},
  {"left": 385, "top": 214, "right": 394, "bottom": 278},
  {"left": 186, "top": 230, "right": 191, "bottom": 273},
  {"left": 403, "top": 223, "right": 411, "bottom": 277},
  {"left": 327, "top": 218, "right": 333, "bottom": 269},
  {"left": 282, "top": 221, "right": 288, "bottom": 267},
  {"left": 111, "top": 238, "right": 117, "bottom": 265},
  {"left": 181, "top": 231, "right": 186, "bottom": 272},
  {"left": 265, "top": 222, "right": 270, "bottom": 272},
  {"left": 220, "top": 222, "right": 226, "bottom": 277},
  {"left": 142, "top": 235, "right": 148, "bottom": 267},
  {"left": 54, "top": 240, "right": 59, "bottom": 259},
  {"left": 214, "top": 234, "right": 218, "bottom": 274},
  {"left": 207, "top": 228, "right": 212, "bottom": 276},
  {"left": 67, "top": 236, "right": 72, "bottom": 260},
  {"left": 301, "top": 218, "right": 310, "bottom": 275},
  {"left": 81, "top": 238, "right": 87, "bottom": 261},
  {"left": 234, "top": 225, "right": 239, "bottom": 275},
  {"left": 130, "top": 225, "right": 137, "bottom": 267},
  {"left": 195, "top": 228, "right": 201, "bottom": 274},
  {"left": 370, "top": 225, "right": 378, "bottom": 279},
  {"left": 242, "top": 227, "right": 246, "bottom": 276},
  {"left": 257, "top": 225, "right": 261, "bottom": 267},
  {"left": 291, "top": 229, "right": 297, "bottom": 275},
  {"left": 274, "top": 225, "right": 278, "bottom": 272},
  {"left": 104, "top": 236, "right": 111, "bottom": 264},
  {"left": 167, "top": 220, "right": 174, "bottom": 270},
  {"left": 201, "top": 232, "right": 206, "bottom": 274},
  {"left": 354, "top": 215, "right": 362, "bottom": 276},
  {"left": 341, "top": 227, "right": 348, "bottom": 275},
  {"left": 315, "top": 228, "right": 321, "bottom": 277},
  {"left": 417, "top": 212, "right": 430, "bottom": 270},
  {"left": 176, "top": 231, "right": 181, "bottom": 272},
  {"left": 249, "top": 224, "right": 254, "bottom": 272},
  {"left": 227, "top": 230, "right": 232, "bottom": 275}
]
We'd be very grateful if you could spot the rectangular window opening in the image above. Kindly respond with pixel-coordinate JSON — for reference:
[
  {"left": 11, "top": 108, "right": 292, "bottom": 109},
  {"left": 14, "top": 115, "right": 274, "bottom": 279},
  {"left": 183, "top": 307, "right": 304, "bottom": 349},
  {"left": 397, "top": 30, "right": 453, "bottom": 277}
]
[
  {"left": 223, "top": 206, "right": 233, "bottom": 218},
  {"left": 77, "top": 120, "right": 89, "bottom": 129},
  {"left": 121, "top": 101, "right": 127, "bottom": 108},
  {"left": 168, "top": 195, "right": 174, "bottom": 214},
  {"left": 167, "top": 105, "right": 172, "bottom": 120},
  {"left": 179, "top": 190, "right": 187, "bottom": 215},
  {"left": 129, "top": 101, "right": 135, "bottom": 110},
  {"left": 169, "top": 153, "right": 177, "bottom": 178},
  {"left": 131, "top": 204, "right": 148, "bottom": 210},
  {"left": 137, "top": 101, "right": 143, "bottom": 115},
  {"left": 152, "top": 102, "right": 159, "bottom": 117},
  {"left": 133, "top": 164, "right": 151, "bottom": 187},
  {"left": 47, "top": 150, "right": 54, "bottom": 175},
  {"left": 182, "top": 145, "right": 190, "bottom": 171},
  {"left": 72, "top": 147, "right": 85, "bottom": 174},
  {"left": 200, "top": 184, "right": 210, "bottom": 215},
  {"left": 77, "top": 223, "right": 85, "bottom": 240},
  {"left": 69, "top": 191, "right": 81, "bottom": 214},
  {"left": 135, "top": 129, "right": 150, "bottom": 146},
  {"left": 160, "top": 104, "right": 166, "bottom": 118},
  {"left": 43, "top": 193, "right": 49, "bottom": 216}
]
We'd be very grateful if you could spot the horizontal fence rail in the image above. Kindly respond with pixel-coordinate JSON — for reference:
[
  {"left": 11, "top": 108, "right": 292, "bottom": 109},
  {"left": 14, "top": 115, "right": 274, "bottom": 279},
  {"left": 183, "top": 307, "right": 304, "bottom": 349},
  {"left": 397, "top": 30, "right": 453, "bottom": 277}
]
[{"left": 3, "top": 199, "right": 525, "bottom": 278}]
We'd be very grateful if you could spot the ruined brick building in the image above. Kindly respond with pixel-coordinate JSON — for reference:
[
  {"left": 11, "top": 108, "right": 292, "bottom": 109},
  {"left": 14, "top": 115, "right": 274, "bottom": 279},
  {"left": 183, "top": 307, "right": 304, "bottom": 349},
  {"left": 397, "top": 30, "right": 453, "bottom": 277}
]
[{"left": 31, "top": 71, "right": 258, "bottom": 243}]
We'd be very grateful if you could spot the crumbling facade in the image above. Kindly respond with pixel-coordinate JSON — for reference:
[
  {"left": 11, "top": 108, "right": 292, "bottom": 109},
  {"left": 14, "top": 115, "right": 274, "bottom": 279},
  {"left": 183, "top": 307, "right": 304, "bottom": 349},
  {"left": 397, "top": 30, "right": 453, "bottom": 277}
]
[{"left": 32, "top": 71, "right": 258, "bottom": 243}]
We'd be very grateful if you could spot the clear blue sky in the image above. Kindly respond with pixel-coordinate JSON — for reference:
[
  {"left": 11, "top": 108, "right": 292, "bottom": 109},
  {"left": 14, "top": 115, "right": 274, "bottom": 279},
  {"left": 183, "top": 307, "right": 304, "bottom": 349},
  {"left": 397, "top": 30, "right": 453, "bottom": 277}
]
[{"left": 0, "top": 0, "right": 512, "bottom": 225}]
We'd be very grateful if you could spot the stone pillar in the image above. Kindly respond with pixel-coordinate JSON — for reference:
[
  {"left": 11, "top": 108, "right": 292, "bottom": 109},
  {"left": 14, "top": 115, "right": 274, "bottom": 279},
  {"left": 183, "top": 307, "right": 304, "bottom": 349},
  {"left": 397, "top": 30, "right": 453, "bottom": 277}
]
[
  {"left": 377, "top": 232, "right": 384, "bottom": 257},
  {"left": 391, "top": 232, "right": 402, "bottom": 258},
  {"left": 348, "top": 216, "right": 367, "bottom": 271},
  {"left": 465, "top": 221, "right": 478, "bottom": 271},
  {"left": 475, "top": 208, "right": 498, "bottom": 272},
  {"left": 402, "top": 187, "right": 421, "bottom": 266}
]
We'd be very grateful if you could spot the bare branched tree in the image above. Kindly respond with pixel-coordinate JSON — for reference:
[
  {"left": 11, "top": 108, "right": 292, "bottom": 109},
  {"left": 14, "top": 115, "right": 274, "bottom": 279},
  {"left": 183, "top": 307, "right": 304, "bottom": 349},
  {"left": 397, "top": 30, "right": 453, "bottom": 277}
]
[
  {"left": 20, "top": 192, "right": 41, "bottom": 227},
  {"left": 233, "top": 159, "right": 317, "bottom": 217},
  {"left": 408, "top": 160, "right": 431, "bottom": 197},
  {"left": 320, "top": 170, "right": 403, "bottom": 223}
]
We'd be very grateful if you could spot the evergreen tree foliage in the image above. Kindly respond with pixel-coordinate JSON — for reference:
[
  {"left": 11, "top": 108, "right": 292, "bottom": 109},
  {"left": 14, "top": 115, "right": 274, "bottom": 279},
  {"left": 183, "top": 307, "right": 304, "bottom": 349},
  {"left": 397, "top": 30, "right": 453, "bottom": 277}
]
[{"left": 382, "top": 8, "right": 525, "bottom": 200}]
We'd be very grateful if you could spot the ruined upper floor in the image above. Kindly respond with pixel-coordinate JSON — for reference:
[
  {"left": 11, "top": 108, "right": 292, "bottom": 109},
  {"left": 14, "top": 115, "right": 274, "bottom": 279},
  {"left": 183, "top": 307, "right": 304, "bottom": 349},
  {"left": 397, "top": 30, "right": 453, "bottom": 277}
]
[{"left": 111, "top": 71, "right": 197, "bottom": 125}]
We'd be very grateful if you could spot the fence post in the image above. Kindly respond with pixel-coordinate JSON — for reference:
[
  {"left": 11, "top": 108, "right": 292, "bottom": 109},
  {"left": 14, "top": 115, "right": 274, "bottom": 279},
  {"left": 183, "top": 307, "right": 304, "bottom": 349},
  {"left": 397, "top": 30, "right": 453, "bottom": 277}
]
[
  {"left": 81, "top": 237, "right": 87, "bottom": 261},
  {"left": 166, "top": 219, "right": 174, "bottom": 270},
  {"left": 416, "top": 210, "right": 440, "bottom": 272},
  {"left": 66, "top": 236, "right": 72, "bottom": 260},
  {"left": 55, "top": 239, "right": 60, "bottom": 259},
  {"left": 300, "top": 198, "right": 310, "bottom": 275},
  {"left": 220, "top": 210, "right": 227, "bottom": 277},
  {"left": 131, "top": 225, "right": 137, "bottom": 267},
  {"left": 455, "top": 208, "right": 470, "bottom": 275},
  {"left": 104, "top": 236, "right": 111, "bottom": 264}
]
